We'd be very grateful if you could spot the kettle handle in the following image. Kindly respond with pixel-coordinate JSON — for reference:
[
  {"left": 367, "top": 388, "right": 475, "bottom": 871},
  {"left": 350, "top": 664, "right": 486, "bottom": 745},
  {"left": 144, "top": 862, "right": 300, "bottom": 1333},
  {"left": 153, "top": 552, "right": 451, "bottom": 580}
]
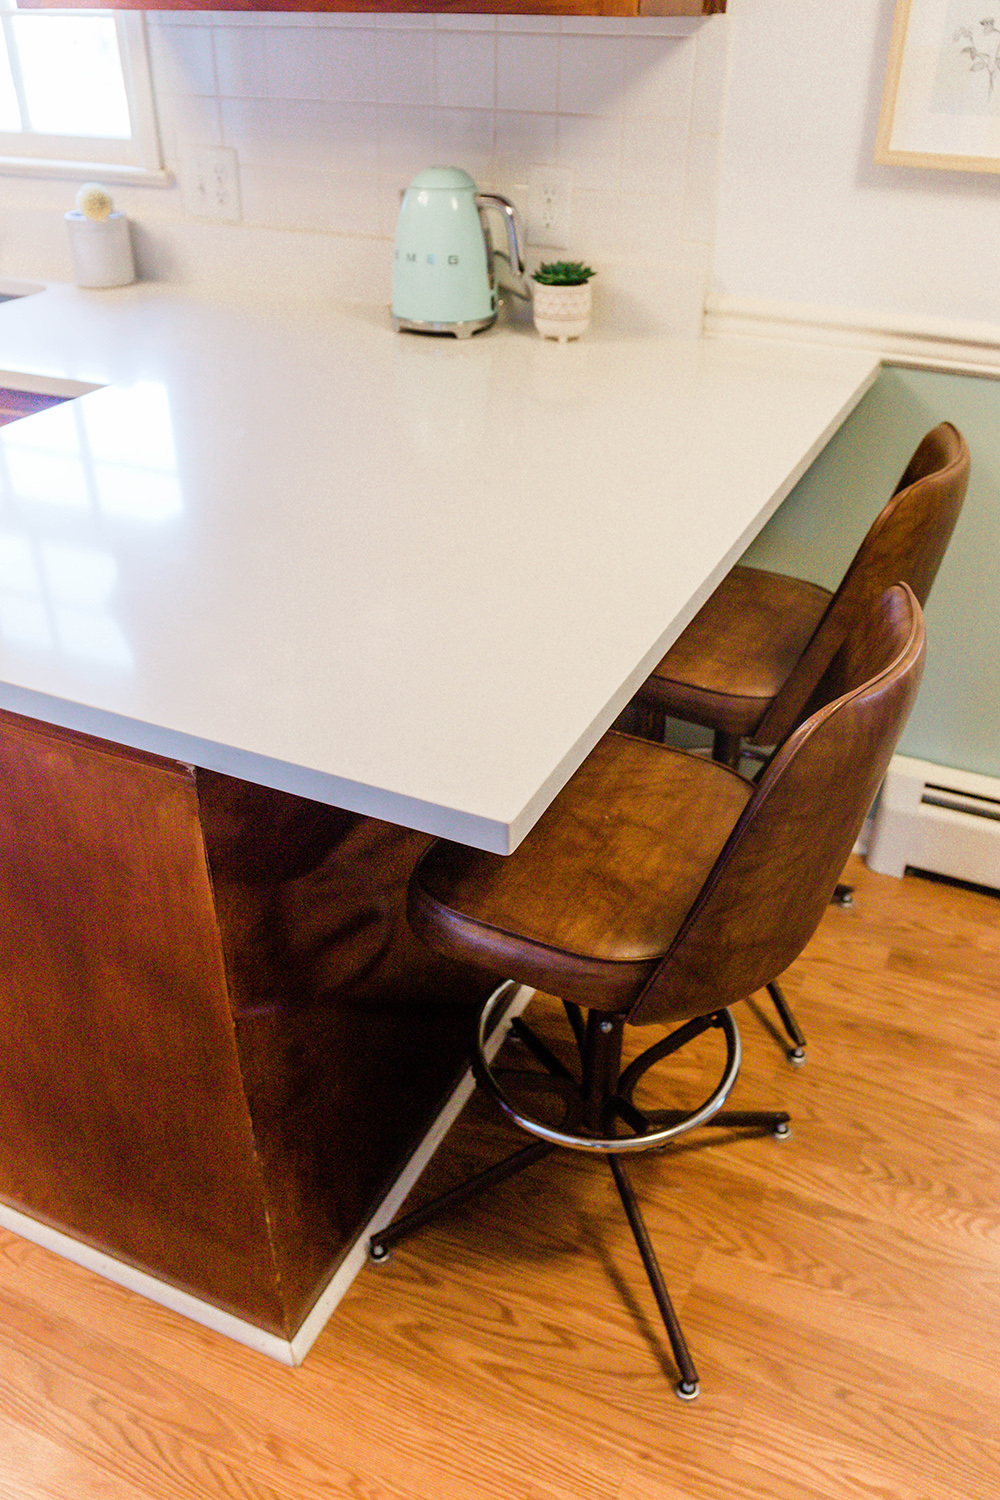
[{"left": 475, "top": 193, "right": 530, "bottom": 299}]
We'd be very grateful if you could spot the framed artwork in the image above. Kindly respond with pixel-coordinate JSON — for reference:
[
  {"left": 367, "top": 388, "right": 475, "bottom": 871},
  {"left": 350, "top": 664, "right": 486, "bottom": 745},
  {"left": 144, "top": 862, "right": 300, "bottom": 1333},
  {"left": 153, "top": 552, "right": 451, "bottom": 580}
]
[{"left": 876, "top": 0, "right": 1000, "bottom": 172}]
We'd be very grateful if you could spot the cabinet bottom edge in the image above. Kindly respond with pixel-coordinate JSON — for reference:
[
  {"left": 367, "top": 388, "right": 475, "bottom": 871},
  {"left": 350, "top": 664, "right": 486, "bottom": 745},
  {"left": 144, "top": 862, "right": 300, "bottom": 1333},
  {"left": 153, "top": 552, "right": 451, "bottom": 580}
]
[{"left": 0, "top": 984, "right": 534, "bottom": 1367}]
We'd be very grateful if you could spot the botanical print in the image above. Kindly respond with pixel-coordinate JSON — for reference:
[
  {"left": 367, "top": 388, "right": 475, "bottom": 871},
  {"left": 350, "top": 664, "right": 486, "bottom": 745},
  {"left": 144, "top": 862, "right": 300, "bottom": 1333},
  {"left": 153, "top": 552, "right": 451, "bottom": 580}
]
[
  {"left": 933, "top": 4, "right": 1000, "bottom": 113},
  {"left": 877, "top": 0, "right": 1000, "bottom": 170}
]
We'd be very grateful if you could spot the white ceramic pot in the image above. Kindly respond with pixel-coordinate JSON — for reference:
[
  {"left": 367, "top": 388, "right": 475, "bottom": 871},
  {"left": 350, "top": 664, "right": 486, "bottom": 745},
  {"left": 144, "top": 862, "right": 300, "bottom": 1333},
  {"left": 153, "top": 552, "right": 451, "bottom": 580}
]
[
  {"left": 64, "top": 210, "right": 135, "bottom": 289},
  {"left": 531, "top": 281, "right": 592, "bottom": 342}
]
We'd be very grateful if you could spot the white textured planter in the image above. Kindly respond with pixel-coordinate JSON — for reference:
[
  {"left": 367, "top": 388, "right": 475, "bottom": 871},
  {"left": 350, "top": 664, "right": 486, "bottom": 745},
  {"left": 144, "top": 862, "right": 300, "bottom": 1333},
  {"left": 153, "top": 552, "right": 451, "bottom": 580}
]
[
  {"left": 64, "top": 211, "right": 135, "bottom": 289},
  {"left": 532, "top": 281, "right": 592, "bottom": 342}
]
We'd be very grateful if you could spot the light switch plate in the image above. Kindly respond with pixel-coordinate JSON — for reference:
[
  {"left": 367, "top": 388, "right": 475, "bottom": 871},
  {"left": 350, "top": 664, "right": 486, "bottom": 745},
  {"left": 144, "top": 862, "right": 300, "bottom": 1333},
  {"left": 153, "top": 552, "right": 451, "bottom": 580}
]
[{"left": 182, "top": 147, "right": 242, "bottom": 224}]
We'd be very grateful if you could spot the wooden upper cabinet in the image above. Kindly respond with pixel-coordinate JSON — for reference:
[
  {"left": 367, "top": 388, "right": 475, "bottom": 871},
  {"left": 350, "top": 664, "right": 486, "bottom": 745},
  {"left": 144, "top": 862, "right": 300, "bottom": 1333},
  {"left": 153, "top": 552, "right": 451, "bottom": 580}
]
[{"left": 22, "top": 2, "right": 726, "bottom": 14}]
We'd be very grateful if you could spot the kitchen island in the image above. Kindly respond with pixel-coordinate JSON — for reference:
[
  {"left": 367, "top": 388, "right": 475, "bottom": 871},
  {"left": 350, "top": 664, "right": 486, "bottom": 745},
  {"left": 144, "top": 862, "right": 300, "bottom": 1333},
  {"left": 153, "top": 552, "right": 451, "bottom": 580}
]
[{"left": 0, "top": 278, "right": 879, "bottom": 1361}]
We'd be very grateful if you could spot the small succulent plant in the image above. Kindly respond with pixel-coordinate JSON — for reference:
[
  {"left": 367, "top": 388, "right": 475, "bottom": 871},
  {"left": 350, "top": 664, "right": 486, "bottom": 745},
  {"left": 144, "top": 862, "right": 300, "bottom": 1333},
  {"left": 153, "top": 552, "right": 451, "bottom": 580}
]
[{"left": 531, "top": 260, "right": 596, "bottom": 286}]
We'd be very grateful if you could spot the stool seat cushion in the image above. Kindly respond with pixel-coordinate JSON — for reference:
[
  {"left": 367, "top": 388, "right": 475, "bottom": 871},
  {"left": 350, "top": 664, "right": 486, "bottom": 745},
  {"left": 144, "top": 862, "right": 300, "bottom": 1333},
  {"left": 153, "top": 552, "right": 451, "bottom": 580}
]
[
  {"left": 639, "top": 565, "right": 832, "bottom": 738},
  {"left": 408, "top": 733, "right": 754, "bottom": 1014}
]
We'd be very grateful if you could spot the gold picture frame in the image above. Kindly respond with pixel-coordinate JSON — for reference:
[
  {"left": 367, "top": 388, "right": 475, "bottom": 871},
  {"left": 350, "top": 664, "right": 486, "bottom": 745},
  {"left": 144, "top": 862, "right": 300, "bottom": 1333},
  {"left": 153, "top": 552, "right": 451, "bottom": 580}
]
[{"left": 876, "top": 0, "right": 1000, "bottom": 173}]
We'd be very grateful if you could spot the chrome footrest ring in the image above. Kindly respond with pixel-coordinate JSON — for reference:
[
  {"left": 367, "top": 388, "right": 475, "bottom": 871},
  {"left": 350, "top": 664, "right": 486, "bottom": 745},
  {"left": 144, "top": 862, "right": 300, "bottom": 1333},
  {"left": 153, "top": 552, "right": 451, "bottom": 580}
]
[{"left": 474, "top": 985, "right": 742, "bottom": 1156}]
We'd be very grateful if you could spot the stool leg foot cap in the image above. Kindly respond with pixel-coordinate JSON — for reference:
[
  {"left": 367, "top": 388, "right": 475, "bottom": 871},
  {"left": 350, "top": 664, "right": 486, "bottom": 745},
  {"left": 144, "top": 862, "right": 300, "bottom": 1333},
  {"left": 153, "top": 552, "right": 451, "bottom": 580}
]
[
  {"left": 788, "top": 1046, "right": 806, "bottom": 1066},
  {"left": 367, "top": 1240, "right": 391, "bottom": 1264},
  {"left": 773, "top": 1120, "right": 791, "bottom": 1139},
  {"left": 676, "top": 1380, "right": 700, "bottom": 1401}
]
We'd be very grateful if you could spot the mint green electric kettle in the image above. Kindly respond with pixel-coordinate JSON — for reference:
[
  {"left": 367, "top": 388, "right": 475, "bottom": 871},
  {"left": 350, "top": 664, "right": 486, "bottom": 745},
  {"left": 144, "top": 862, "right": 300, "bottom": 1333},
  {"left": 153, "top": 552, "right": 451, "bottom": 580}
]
[{"left": 392, "top": 167, "right": 529, "bottom": 339}]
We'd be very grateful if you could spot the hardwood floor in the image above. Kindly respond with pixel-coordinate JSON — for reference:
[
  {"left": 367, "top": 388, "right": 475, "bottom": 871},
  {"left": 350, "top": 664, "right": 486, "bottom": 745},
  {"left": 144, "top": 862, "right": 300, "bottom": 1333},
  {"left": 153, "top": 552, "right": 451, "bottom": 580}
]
[{"left": 0, "top": 855, "right": 997, "bottom": 1499}]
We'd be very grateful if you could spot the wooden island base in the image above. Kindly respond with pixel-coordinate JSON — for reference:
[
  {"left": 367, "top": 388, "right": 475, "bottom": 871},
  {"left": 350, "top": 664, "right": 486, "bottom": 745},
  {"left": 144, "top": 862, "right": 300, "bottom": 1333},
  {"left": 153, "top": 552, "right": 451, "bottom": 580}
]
[{"left": 0, "top": 707, "right": 501, "bottom": 1360}]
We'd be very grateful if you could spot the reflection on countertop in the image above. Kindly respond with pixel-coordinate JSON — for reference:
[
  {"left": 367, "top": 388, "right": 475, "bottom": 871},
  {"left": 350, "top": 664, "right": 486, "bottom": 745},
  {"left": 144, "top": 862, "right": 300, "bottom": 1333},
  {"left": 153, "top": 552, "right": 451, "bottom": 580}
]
[
  {"left": 0, "top": 387, "right": 66, "bottom": 427},
  {"left": 0, "top": 381, "right": 181, "bottom": 670}
]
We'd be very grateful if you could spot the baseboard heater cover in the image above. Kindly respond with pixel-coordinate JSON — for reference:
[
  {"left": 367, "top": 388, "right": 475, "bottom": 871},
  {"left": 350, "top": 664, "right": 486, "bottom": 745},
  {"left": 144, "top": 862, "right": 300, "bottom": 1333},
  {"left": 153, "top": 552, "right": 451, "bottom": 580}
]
[{"left": 866, "top": 755, "right": 1000, "bottom": 890}]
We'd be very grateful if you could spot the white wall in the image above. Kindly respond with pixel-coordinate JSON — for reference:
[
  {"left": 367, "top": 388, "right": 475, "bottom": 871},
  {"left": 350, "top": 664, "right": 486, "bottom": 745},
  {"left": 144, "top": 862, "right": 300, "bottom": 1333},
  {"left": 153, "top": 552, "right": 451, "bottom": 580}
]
[
  {"left": 0, "top": 11, "right": 729, "bottom": 312},
  {"left": 715, "top": 1, "right": 1000, "bottom": 781},
  {"left": 713, "top": 0, "right": 1000, "bottom": 328}
]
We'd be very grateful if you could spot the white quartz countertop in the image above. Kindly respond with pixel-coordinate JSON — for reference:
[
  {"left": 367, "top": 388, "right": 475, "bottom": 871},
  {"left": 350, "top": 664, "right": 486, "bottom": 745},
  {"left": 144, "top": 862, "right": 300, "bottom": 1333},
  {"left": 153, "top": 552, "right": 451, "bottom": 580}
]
[{"left": 0, "top": 280, "right": 879, "bottom": 852}]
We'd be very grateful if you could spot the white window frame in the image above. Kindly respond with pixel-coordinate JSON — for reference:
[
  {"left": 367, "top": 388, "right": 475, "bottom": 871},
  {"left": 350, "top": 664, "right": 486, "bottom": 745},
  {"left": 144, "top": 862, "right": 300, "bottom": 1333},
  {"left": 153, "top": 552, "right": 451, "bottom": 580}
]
[{"left": 0, "top": 9, "right": 169, "bottom": 184}]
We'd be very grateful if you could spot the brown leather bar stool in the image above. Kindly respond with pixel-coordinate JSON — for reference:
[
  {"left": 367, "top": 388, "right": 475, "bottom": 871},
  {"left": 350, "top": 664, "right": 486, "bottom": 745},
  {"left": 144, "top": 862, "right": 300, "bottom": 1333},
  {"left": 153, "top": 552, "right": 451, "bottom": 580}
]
[
  {"left": 624, "top": 422, "right": 968, "bottom": 1062},
  {"left": 370, "top": 585, "right": 925, "bottom": 1399}
]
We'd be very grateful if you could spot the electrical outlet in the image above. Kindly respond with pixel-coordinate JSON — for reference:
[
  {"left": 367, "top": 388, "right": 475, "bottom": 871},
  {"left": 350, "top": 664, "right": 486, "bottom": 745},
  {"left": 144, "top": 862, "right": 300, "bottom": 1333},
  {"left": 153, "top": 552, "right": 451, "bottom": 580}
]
[
  {"left": 526, "top": 166, "right": 573, "bottom": 250},
  {"left": 182, "top": 147, "right": 242, "bottom": 224}
]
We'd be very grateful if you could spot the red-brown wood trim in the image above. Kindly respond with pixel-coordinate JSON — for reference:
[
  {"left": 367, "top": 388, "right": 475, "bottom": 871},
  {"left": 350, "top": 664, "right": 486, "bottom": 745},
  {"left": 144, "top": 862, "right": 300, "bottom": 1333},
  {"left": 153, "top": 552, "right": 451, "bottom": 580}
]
[{"left": 19, "top": 2, "right": 725, "bottom": 15}]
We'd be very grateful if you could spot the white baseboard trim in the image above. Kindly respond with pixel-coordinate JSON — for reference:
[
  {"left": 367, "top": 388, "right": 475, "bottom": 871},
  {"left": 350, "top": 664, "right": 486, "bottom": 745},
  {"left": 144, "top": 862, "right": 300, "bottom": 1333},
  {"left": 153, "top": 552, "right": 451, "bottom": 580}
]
[
  {"left": 0, "top": 1200, "right": 302, "bottom": 1364},
  {"left": 704, "top": 295, "right": 1000, "bottom": 379},
  {"left": 0, "top": 984, "right": 533, "bottom": 1367}
]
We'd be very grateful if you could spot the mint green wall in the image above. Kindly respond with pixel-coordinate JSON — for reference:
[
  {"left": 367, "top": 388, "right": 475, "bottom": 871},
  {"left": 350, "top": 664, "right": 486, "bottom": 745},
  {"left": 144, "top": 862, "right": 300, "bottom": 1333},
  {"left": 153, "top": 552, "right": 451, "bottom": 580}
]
[{"left": 740, "top": 365, "right": 998, "bottom": 780}]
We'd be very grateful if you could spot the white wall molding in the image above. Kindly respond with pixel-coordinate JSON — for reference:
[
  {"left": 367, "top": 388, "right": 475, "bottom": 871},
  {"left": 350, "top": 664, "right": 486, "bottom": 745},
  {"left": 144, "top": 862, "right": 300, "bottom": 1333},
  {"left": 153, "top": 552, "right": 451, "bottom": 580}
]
[{"left": 704, "top": 295, "right": 1000, "bottom": 380}]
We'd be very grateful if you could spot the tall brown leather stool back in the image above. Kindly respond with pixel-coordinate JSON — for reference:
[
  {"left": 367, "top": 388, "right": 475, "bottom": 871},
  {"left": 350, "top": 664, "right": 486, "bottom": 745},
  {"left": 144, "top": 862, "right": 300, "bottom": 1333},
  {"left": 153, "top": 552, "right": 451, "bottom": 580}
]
[
  {"left": 626, "top": 422, "right": 967, "bottom": 1061},
  {"left": 369, "top": 585, "right": 926, "bottom": 1400}
]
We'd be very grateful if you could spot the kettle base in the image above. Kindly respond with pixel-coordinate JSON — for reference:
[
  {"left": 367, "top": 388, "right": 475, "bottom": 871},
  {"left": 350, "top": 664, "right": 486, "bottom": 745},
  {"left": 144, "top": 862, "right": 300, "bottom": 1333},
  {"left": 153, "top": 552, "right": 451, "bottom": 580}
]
[{"left": 393, "top": 313, "right": 496, "bottom": 340}]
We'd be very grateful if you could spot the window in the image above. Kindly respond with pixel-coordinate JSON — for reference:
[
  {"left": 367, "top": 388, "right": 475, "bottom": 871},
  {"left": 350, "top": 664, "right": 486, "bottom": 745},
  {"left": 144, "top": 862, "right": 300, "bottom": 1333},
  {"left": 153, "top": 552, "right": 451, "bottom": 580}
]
[{"left": 0, "top": 6, "right": 164, "bottom": 182}]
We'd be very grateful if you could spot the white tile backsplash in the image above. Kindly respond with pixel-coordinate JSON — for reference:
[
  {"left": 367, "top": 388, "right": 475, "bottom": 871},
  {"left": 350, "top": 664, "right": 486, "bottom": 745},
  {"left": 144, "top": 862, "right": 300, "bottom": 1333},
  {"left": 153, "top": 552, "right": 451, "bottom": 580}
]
[
  {"left": 435, "top": 31, "right": 496, "bottom": 111},
  {"left": 212, "top": 26, "right": 270, "bottom": 99},
  {"left": 495, "top": 110, "right": 559, "bottom": 185},
  {"left": 432, "top": 107, "right": 496, "bottom": 185},
  {"left": 374, "top": 13, "right": 436, "bottom": 28},
  {"left": 621, "top": 116, "right": 688, "bottom": 197},
  {"left": 621, "top": 37, "right": 697, "bottom": 119},
  {"left": 266, "top": 30, "right": 339, "bottom": 103},
  {"left": 312, "top": 14, "right": 375, "bottom": 29},
  {"left": 316, "top": 32, "right": 380, "bottom": 106},
  {"left": 376, "top": 29, "right": 436, "bottom": 108},
  {"left": 435, "top": 15, "right": 497, "bottom": 32},
  {"left": 496, "top": 17, "right": 561, "bottom": 35},
  {"left": 556, "top": 113, "right": 621, "bottom": 193},
  {"left": 572, "top": 188, "right": 622, "bottom": 258},
  {"left": 239, "top": 162, "right": 380, "bottom": 238},
  {"left": 691, "top": 12, "right": 729, "bottom": 136},
  {"left": 148, "top": 24, "right": 217, "bottom": 99},
  {"left": 620, "top": 189, "right": 686, "bottom": 259},
  {"left": 222, "top": 99, "right": 379, "bottom": 175},
  {"left": 496, "top": 33, "right": 560, "bottom": 115},
  {"left": 159, "top": 92, "right": 224, "bottom": 164},
  {"left": 0, "top": 14, "right": 729, "bottom": 292},
  {"left": 558, "top": 38, "right": 625, "bottom": 117},
  {"left": 682, "top": 130, "right": 722, "bottom": 246}
]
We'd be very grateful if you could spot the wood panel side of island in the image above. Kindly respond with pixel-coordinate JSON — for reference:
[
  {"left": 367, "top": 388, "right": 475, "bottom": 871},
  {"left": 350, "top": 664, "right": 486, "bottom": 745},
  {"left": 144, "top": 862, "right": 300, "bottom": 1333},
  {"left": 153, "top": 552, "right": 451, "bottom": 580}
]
[
  {"left": 0, "top": 708, "right": 288, "bottom": 1331},
  {"left": 194, "top": 770, "right": 499, "bottom": 1334},
  {"left": 0, "top": 710, "right": 494, "bottom": 1341}
]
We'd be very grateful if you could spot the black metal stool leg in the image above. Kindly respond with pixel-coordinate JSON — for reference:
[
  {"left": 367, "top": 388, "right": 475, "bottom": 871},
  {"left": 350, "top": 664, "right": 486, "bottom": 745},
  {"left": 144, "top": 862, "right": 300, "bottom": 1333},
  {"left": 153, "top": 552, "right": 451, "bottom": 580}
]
[
  {"left": 711, "top": 730, "right": 743, "bottom": 770},
  {"left": 614, "top": 700, "right": 668, "bottom": 743},
  {"left": 509, "top": 1016, "right": 579, "bottom": 1084},
  {"left": 369, "top": 1139, "right": 555, "bottom": 1262},
  {"left": 637, "top": 1106, "right": 791, "bottom": 1139},
  {"left": 371, "top": 993, "right": 792, "bottom": 1398},
  {"left": 608, "top": 1156, "right": 700, "bottom": 1401},
  {"left": 698, "top": 1109, "right": 790, "bottom": 1137},
  {"left": 766, "top": 980, "right": 807, "bottom": 1065}
]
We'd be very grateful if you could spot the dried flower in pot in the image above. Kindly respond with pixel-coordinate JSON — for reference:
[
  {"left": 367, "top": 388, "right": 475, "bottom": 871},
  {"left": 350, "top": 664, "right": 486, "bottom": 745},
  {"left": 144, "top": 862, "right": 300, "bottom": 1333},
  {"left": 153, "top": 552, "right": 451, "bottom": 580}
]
[{"left": 530, "top": 261, "right": 596, "bottom": 342}]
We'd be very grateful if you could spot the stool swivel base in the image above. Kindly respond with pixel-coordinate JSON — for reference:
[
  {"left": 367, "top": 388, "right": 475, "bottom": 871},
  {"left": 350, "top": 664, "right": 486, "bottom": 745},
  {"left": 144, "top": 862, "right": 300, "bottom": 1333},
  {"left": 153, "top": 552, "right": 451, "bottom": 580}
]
[{"left": 369, "top": 983, "right": 791, "bottom": 1400}]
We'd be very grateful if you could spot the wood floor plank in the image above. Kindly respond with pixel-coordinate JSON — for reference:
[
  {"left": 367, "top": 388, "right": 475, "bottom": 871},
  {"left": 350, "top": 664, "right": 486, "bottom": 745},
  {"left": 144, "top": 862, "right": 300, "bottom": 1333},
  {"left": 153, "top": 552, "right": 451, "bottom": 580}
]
[
  {"left": 0, "top": 857, "right": 997, "bottom": 1498},
  {"left": 0, "top": 1408, "right": 165, "bottom": 1500},
  {"left": 730, "top": 1414, "right": 1000, "bottom": 1500},
  {"left": 616, "top": 1452, "right": 857, "bottom": 1500}
]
